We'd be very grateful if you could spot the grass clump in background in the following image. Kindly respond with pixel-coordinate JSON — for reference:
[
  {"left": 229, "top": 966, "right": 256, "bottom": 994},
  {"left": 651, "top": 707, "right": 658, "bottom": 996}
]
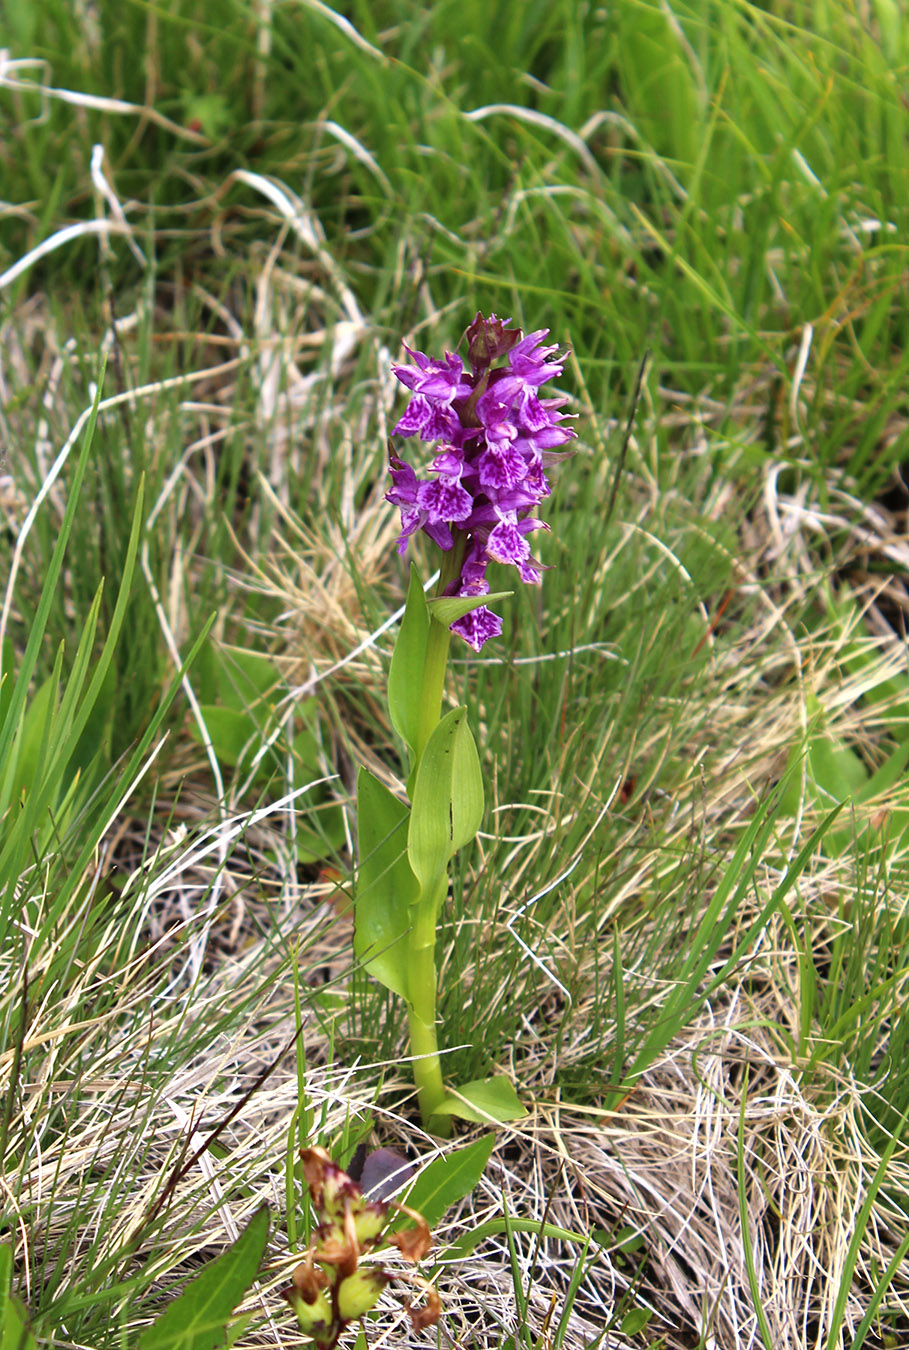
[{"left": 2, "top": 1, "right": 909, "bottom": 1346}]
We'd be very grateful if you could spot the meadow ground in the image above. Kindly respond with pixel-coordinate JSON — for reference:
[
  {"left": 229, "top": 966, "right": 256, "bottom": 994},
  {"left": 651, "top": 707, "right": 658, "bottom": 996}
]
[{"left": 2, "top": 3, "right": 909, "bottom": 1347}]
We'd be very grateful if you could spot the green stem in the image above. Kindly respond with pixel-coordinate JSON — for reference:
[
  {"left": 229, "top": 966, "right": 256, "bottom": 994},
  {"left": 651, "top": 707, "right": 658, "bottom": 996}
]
[
  {"left": 414, "top": 539, "right": 465, "bottom": 768},
  {"left": 414, "top": 617, "right": 451, "bottom": 770},
  {"left": 406, "top": 538, "right": 466, "bottom": 1135},
  {"left": 407, "top": 878, "right": 450, "bottom": 1135}
]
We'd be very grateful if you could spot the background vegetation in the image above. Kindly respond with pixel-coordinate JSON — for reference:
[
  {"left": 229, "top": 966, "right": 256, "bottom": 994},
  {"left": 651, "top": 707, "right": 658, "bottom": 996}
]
[{"left": 1, "top": 1, "right": 909, "bottom": 1346}]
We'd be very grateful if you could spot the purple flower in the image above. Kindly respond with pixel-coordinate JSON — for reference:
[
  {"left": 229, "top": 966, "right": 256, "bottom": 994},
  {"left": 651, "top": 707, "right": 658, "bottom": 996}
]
[
  {"left": 392, "top": 347, "right": 472, "bottom": 442},
  {"left": 451, "top": 605, "right": 503, "bottom": 650},
  {"left": 386, "top": 313, "right": 575, "bottom": 650}
]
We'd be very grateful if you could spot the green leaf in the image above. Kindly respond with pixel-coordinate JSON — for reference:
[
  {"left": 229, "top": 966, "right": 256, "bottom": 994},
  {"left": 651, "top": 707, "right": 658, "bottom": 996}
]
[
  {"left": 137, "top": 1207, "right": 269, "bottom": 1350},
  {"left": 408, "top": 708, "right": 483, "bottom": 904},
  {"left": 620, "top": 1307, "right": 652, "bottom": 1336},
  {"left": 0, "top": 1243, "right": 38, "bottom": 1350},
  {"left": 824, "top": 1104, "right": 909, "bottom": 1349},
  {"left": 807, "top": 734, "right": 868, "bottom": 802},
  {"left": 291, "top": 719, "right": 324, "bottom": 780},
  {"left": 431, "top": 1076, "right": 528, "bottom": 1125},
  {"left": 779, "top": 696, "right": 874, "bottom": 856},
  {"left": 295, "top": 806, "right": 346, "bottom": 865},
  {"left": 0, "top": 364, "right": 103, "bottom": 786},
  {"left": 449, "top": 1217, "right": 594, "bottom": 1262},
  {"left": 388, "top": 565, "right": 431, "bottom": 765},
  {"left": 223, "top": 1315, "right": 253, "bottom": 1348},
  {"left": 427, "top": 591, "right": 512, "bottom": 627},
  {"left": 855, "top": 730, "right": 909, "bottom": 804},
  {"left": 195, "top": 706, "right": 263, "bottom": 773},
  {"left": 4, "top": 671, "right": 57, "bottom": 811},
  {"left": 615, "top": 4, "right": 702, "bottom": 169},
  {"left": 396, "top": 1133, "right": 495, "bottom": 1229},
  {"left": 0, "top": 640, "right": 16, "bottom": 730},
  {"left": 355, "top": 768, "right": 419, "bottom": 1002},
  {"left": 215, "top": 649, "right": 280, "bottom": 709}
]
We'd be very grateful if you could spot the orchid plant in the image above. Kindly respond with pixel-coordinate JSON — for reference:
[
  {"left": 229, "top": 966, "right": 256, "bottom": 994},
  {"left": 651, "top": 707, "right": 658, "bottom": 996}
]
[
  {"left": 354, "top": 313, "right": 575, "bottom": 1134},
  {"left": 282, "top": 1146, "right": 438, "bottom": 1346}
]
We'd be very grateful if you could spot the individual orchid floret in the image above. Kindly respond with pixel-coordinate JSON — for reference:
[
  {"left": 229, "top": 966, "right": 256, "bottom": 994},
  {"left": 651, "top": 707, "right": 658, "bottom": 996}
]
[
  {"left": 392, "top": 347, "right": 473, "bottom": 442},
  {"left": 450, "top": 604, "right": 503, "bottom": 651},
  {"left": 387, "top": 313, "right": 575, "bottom": 648}
]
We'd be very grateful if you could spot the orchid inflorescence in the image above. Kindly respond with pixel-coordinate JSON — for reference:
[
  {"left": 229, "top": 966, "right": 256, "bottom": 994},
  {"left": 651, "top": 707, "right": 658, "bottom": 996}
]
[
  {"left": 387, "top": 313, "right": 576, "bottom": 650},
  {"left": 282, "top": 1147, "right": 438, "bottom": 1349}
]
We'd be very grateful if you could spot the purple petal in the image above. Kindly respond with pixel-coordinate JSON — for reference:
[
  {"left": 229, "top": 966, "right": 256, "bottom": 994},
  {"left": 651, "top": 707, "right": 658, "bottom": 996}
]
[
  {"left": 510, "top": 352, "right": 564, "bottom": 385},
  {"left": 431, "top": 444, "right": 465, "bottom": 474},
  {"left": 517, "top": 392, "right": 554, "bottom": 433},
  {"left": 526, "top": 422, "right": 576, "bottom": 449},
  {"left": 418, "top": 369, "right": 465, "bottom": 400},
  {"left": 507, "top": 330, "right": 546, "bottom": 363},
  {"left": 400, "top": 345, "right": 433, "bottom": 370},
  {"left": 393, "top": 507, "right": 424, "bottom": 554},
  {"left": 522, "top": 461, "right": 552, "bottom": 499},
  {"left": 451, "top": 605, "right": 503, "bottom": 651},
  {"left": 476, "top": 385, "right": 517, "bottom": 426},
  {"left": 392, "top": 356, "right": 430, "bottom": 390},
  {"left": 393, "top": 395, "right": 432, "bottom": 437},
  {"left": 456, "top": 543, "right": 491, "bottom": 594},
  {"left": 386, "top": 456, "right": 420, "bottom": 504},
  {"left": 424, "top": 518, "right": 454, "bottom": 550},
  {"left": 477, "top": 443, "right": 529, "bottom": 491},
  {"left": 416, "top": 477, "right": 473, "bottom": 523},
  {"left": 486, "top": 516, "right": 532, "bottom": 567},
  {"left": 421, "top": 405, "right": 460, "bottom": 442}
]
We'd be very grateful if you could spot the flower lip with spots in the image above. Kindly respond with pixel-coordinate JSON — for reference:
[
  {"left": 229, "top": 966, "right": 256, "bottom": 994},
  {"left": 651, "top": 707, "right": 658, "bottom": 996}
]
[{"left": 387, "top": 312, "right": 576, "bottom": 649}]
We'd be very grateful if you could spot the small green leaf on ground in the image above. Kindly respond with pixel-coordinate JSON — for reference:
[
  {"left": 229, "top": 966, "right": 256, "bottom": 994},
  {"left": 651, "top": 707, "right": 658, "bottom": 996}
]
[
  {"left": 620, "top": 1306, "right": 652, "bottom": 1336},
  {"left": 431, "top": 1077, "right": 528, "bottom": 1125}
]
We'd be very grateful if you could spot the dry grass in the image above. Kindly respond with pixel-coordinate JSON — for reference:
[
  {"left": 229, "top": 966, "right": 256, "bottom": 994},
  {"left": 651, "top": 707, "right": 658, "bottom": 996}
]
[{"left": 4, "top": 179, "right": 909, "bottom": 1350}]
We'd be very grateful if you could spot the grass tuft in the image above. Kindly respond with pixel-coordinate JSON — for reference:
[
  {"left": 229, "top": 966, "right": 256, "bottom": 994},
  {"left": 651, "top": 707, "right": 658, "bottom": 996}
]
[{"left": 2, "top": 2, "right": 909, "bottom": 1346}]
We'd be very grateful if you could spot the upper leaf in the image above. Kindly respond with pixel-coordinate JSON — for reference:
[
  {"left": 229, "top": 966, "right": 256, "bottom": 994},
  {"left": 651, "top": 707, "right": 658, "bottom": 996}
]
[
  {"left": 407, "top": 708, "right": 484, "bottom": 901},
  {"left": 427, "top": 591, "right": 512, "bottom": 627},
  {"left": 388, "top": 565, "right": 430, "bottom": 767},
  {"left": 355, "top": 768, "right": 420, "bottom": 1002}
]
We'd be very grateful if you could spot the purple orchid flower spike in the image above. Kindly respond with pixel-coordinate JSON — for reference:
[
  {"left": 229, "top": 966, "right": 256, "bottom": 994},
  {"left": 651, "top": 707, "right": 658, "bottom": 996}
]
[{"left": 388, "top": 313, "right": 576, "bottom": 650}]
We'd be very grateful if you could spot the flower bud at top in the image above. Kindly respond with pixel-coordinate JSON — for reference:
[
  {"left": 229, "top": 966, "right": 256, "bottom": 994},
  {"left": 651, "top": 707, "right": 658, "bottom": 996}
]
[{"left": 465, "top": 312, "right": 522, "bottom": 372}]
